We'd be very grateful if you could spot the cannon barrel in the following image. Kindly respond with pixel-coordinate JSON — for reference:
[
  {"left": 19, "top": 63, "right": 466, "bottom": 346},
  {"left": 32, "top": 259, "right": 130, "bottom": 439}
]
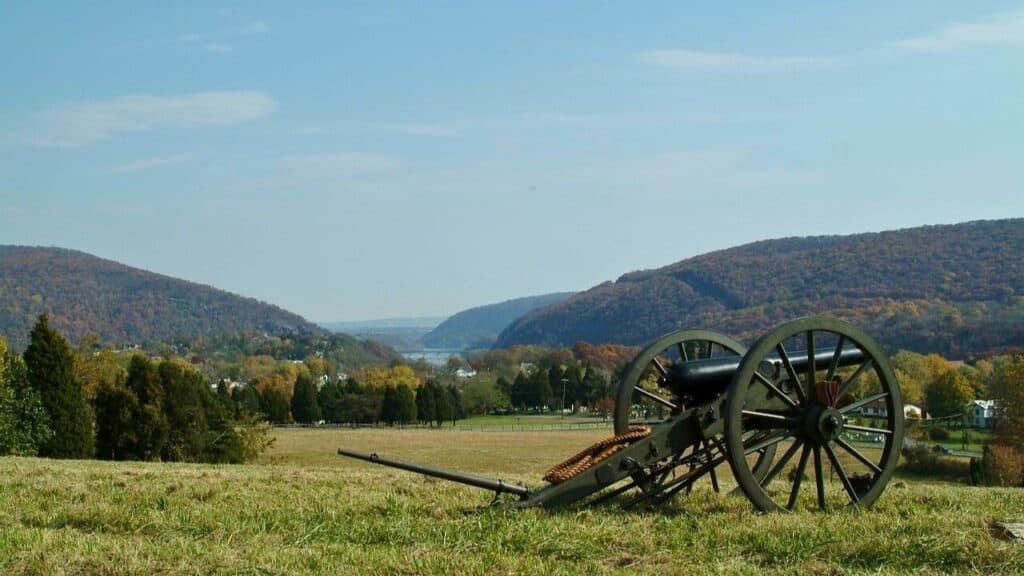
[
  {"left": 669, "top": 347, "right": 866, "bottom": 390},
  {"left": 337, "top": 448, "right": 532, "bottom": 498}
]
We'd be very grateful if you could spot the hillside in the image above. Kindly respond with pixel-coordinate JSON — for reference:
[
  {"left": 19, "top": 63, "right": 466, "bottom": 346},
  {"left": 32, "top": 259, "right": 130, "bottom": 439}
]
[
  {"left": 0, "top": 246, "right": 326, "bottom": 349},
  {"left": 422, "top": 292, "right": 575, "bottom": 350},
  {"left": 497, "top": 219, "right": 1024, "bottom": 358}
]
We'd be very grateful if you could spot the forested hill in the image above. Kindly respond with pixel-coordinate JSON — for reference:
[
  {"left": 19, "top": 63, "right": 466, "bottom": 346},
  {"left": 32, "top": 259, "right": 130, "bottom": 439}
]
[
  {"left": 496, "top": 219, "right": 1024, "bottom": 358},
  {"left": 422, "top": 292, "right": 575, "bottom": 350},
  {"left": 0, "top": 246, "right": 326, "bottom": 349}
]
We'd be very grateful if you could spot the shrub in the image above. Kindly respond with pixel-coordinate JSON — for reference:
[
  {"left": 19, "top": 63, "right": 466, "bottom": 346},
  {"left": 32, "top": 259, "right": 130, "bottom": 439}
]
[
  {"left": 980, "top": 444, "right": 1024, "bottom": 487},
  {"left": 899, "top": 445, "right": 969, "bottom": 481},
  {"left": 928, "top": 427, "right": 951, "bottom": 441}
]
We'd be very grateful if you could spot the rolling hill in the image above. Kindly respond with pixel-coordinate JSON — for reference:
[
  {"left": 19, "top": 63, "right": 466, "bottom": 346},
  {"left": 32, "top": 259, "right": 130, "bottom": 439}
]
[
  {"left": 422, "top": 292, "right": 575, "bottom": 350},
  {"left": 0, "top": 246, "right": 326, "bottom": 349},
  {"left": 496, "top": 219, "right": 1024, "bottom": 358}
]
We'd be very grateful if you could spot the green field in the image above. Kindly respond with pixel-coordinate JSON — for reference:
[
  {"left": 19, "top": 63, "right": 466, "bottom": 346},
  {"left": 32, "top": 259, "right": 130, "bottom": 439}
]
[{"left": 2, "top": 427, "right": 1023, "bottom": 575}]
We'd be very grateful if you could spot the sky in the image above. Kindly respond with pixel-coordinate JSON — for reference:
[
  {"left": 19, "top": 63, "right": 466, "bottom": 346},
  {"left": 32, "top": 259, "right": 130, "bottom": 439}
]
[{"left": 1, "top": 2, "right": 1022, "bottom": 322}]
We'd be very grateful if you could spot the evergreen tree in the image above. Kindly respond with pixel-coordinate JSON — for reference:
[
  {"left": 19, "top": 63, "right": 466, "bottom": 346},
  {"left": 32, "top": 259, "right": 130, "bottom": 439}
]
[
  {"left": 532, "top": 368, "right": 554, "bottom": 410},
  {"left": 23, "top": 315, "right": 94, "bottom": 458},
  {"left": 260, "top": 388, "right": 291, "bottom": 423},
  {"left": 448, "top": 385, "right": 466, "bottom": 421},
  {"left": 496, "top": 376, "right": 512, "bottom": 399},
  {"left": 510, "top": 373, "right": 529, "bottom": 411},
  {"left": 291, "top": 371, "right": 321, "bottom": 424},
  {"left": 216, "top": 379, "right": 233, "bottom": 412},
  {"left": 342, "top": 393, "right": 382, "bottom": 424},
  {"left": 582, "top": 363, "right": 610, "bottom": 407},
  {"left": 562, "top": 363, "right": 583, "bottom": 412},
  {"left": 0, "top": 339, "right": 53, "bottom": 456},
  {"left": 548, "top": 365, "right": 564, "bottom": 410},
  {"left": 433, "top": 383, "right": 453, "bottom": 427},
  {"left": 158, "top": 360, "right": 209, "bottom": 461},
  {"left": 344, "top": 377, "right": 362, "bottom": 394},
  {"left": 416, "top": 380, "right": 437, "bottom": 426},
  {"left": 93, "top": 380, "right": 139, "bottom": 460},
  {"left": 394, "top": 384, "right": 417, "bottom": 425},
  {"left": 125, "top": 355, "right": 168, "bottom": 460},
  {"left": 381, "top": 386, "right": 398, "bottom": 425},
  {"left": 317, "top": 379, "right": 345, "bottom": 422},
  {"left": 232, "top": 384, "right": 261, "bottom": 418}
]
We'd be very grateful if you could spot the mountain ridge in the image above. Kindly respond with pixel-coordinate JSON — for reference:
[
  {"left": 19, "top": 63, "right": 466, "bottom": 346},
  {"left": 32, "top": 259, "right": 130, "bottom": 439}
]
[
  {"left": 496, "top": 219, "right": 1024, "bottom": 358},
  {"left": 422, "top": 292, "right": 576, "bottom": 350},
  {"left": 0, "top": 245, "right": 326, "bottom": 349}
]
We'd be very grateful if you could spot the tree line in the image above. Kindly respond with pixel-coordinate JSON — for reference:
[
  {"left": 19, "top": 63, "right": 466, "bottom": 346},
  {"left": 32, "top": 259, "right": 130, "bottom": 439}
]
[
  {"left": 0, "top": 315, "right": 270, "bottom": 462},
  {"left": 248, "top": 368, "right": 467, "bottom": 427}
]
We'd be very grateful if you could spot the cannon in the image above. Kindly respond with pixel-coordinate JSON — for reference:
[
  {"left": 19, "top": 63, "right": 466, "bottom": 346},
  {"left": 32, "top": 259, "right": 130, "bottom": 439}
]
[{"left": 338, "top": 317, "right": 904, "bottom": 512}]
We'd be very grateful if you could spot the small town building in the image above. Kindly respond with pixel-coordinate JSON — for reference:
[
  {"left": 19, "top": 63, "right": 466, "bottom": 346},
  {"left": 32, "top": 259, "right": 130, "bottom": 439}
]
[{"left": 969, "top": 400, "right": 997, "bottom": 429}]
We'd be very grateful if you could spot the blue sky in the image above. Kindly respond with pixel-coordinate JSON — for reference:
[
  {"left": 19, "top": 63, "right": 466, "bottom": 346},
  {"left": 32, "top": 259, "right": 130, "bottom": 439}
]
[{"left": 1, "top": 2, "right": 1022, "bottom": 322}]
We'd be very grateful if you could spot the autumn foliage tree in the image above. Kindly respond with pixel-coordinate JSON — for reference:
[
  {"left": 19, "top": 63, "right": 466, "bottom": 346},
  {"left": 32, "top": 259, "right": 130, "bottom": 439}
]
[{"left": 926, "top": 369, "right": 975, "bottom": 420}]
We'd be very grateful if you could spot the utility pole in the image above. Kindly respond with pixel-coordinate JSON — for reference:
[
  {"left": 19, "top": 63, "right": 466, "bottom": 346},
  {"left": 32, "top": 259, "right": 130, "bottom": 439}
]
[{"left": 561, "top": 378, "right": 568, "bottom": 420}]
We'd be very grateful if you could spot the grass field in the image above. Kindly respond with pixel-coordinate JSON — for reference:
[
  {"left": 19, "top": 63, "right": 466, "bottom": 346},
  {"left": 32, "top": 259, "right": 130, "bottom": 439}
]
[
  {"left": 452, "top": 414, "right": 610, "bottom": 429},
  {"left": 1, "top": 427, "right": 1023, "bottom": 575}
]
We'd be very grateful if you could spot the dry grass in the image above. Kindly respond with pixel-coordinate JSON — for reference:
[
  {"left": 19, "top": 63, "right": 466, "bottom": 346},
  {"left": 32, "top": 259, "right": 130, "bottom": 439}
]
[{"left": 1, "top": 427, "right": 1022, "bottom": 575}]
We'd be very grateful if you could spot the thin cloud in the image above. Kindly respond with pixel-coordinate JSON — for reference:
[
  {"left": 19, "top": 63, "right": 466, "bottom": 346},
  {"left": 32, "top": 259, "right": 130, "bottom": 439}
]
[
  {"left": 637, "top": 50, "right": 834, "bottom": 71},
  {"left": 380, "top": 123, "right": 456, "bottom": 137},
  {"left": 888, "top": 9, "right": 1024, "bottom": 52},
  {"left": 204, "top": 43, "right": 233, "bottom": 53},
  {"left": 22, "top": 91, "right": 275, "bottom": 147},
  {"left": 240, "top": 21, "right": 270, "bottom": 35},
  {"left": 104, "top": 154, "right": 191, "bottom": 175},
  {"left": 270, "top": 153, "right": 401, "bottom": 188}
]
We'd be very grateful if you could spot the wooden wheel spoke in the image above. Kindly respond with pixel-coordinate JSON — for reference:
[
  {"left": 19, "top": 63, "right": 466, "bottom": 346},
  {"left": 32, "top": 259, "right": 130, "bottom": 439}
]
[
  {"left": 633, "top": 386, "right": 677, "bottom": 410},
  {"left": 837, "top": 359, "right": 873, "bottom": 399},
  {"left": 824, "top": 442, "right": 860, "bottom": 506},
  {"left": 724, "top": 318, "right": 903, "bottom": 513},
  {"left": 677, "top": 343, "right": 689, "bottom": 363},
  {"left": 813, "top": 445, "right": 826, "bottom": 510},
  {"left": 787, "top": 444, "right": 811, "bottom": 511},
  {"left": 826, "top": 336, "right": 846, "bottom": 381},
  {"left": 743, "top": 431, "right": 791, "bottom": 455},
  {"left": 742, "top": 410, "right": 798, "bottom": 425},
  {"left": 835, "top": 437, "right": 882, "bottom": 474},
  {"left": 760, "top": 439, "right": 804, "bottom": 487},
  {"left": 754, "top": 372, "right": 799, "bottom": 409},
  {"left": 839, "top": 392, "right": 889, "bottom": 415},
  {"left": 844, "top": 423, "right": 893, "bottom": 436},
  {"left": 776, "top": 343, "right": 807, "bottom": 403},
  {"left": 650, "top": 356, "right": 669, "bottom": 377}
]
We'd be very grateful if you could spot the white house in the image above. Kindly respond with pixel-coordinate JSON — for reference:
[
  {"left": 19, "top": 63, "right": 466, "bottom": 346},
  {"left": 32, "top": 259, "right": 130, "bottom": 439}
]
[
  {"left": 969, "top": 400, "right": 997, "bottom": 429},
  {"left": 454, "top": 367, "right": 477, "bottom": 379},
  {"left": 903, "top": 404, "right": 923, "bottom": 419}
]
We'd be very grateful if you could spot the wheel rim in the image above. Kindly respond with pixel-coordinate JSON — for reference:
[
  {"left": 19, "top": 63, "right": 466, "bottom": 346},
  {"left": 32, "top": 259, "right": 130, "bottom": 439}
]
[
  {"left": 611, "top": 329, "right": 775, "bottom": 501},
  {"left": 614, "top": 329, "right": 747, "bottom": 433},
  {"left": 724, "top": 317, "right": 904, "bottom": 512}
]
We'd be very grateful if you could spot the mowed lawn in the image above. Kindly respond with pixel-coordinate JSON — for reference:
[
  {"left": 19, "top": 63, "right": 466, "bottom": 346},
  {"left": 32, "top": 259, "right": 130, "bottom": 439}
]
[{"left": 0, "top": 427, "right": 1021, "bottom": 575}]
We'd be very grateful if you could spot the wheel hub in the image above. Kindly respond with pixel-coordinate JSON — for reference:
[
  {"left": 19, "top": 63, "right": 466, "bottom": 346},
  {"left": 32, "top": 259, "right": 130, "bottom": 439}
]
[{"left": 804, "top": 406, "right": 844, "bottom": 444}]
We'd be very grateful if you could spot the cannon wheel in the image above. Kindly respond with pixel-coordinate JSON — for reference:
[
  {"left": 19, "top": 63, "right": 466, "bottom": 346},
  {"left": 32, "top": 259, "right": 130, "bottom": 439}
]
[
  {"left": 724, "top": 317, "right": 904, "bottom": 512},
  {"left": 612, "top": 329, "right": 775, "bottom": 496}
]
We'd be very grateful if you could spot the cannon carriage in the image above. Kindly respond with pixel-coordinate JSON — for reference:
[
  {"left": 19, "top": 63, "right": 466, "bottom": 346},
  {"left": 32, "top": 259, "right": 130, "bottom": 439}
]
[{"left": 339, "top": 317, "right": 904, "bottom": 512}]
